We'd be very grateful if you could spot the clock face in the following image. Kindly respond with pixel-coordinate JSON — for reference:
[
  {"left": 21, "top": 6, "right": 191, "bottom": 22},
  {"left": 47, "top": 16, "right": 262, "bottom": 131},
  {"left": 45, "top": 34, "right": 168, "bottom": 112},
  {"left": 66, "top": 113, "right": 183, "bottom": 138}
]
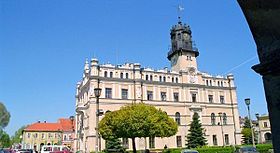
[
  {"left": 189, "top": 67, "right": 197, "bottom": 83},
  {"left": 183, "top": 33, "right": 189, "bottom": 40}
]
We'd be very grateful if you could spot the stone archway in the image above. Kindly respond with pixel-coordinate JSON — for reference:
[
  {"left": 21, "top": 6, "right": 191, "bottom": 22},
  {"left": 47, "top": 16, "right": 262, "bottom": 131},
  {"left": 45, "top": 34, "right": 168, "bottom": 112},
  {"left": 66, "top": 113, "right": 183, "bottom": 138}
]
[{"left": 264, "top": 132, "right": 272, "bottom": 143}]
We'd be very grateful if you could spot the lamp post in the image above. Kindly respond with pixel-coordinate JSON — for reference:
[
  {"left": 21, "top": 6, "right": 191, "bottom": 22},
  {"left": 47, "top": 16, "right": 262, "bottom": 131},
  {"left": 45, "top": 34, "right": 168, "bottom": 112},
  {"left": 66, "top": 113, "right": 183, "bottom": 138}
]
[
  {"left": 94, "top": 87, "right": 102, "bottom": 153},
  {"left": 255, "top": 113, "right": 261, "bottom": 144},
  {"left": 218, "top": 112, "right": 225, "bottom": 146},
  {"left": 245, "top": 98, "right": 256, "bottom": 147}
]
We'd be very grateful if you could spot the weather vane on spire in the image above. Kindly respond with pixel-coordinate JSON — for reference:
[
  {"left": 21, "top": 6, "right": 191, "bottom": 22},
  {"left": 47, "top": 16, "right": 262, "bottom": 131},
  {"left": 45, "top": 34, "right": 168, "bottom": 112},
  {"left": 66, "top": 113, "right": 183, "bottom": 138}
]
[{"left": 177, "top": 4, "right": 184, "bottom": 23}]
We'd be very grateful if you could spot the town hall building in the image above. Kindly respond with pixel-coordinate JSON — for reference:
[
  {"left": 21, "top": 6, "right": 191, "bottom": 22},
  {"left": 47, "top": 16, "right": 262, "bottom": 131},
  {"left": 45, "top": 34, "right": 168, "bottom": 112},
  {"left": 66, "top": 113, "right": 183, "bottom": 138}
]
[{"left": 74, "top": 18, "right": 242, "bottom": 152}]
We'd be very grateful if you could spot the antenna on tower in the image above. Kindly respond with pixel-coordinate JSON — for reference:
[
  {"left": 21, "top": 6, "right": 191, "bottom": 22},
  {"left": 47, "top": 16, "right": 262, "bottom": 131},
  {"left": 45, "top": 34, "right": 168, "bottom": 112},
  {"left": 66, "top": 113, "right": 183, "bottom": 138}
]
[{"left": 177, "top": 4, "right": 184, "bottom": 24}]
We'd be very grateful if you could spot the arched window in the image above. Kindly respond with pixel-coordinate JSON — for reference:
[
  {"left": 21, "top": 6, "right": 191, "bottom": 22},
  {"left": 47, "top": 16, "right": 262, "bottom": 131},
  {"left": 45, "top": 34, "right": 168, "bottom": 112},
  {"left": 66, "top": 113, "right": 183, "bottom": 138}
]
[
  {"left": 126, "top": 73, "right": 129, "bottom": 79},
  {"left": 221, "top": 81, "right": 223, "bottom": 87},
  {"left": 209, "top": 80, "right": 212, "bottom": 86},
  {"left": 150, "top": 75, "right": 153, "bottom": 81},
  {"left": 120, "top": 72, "right": 123, "bottom": 79},
  {"left": 110, "top": 72, "right": 113, "bottom": 78},
  {"left": 104, "top": 71, "right": 108, "bottom": 77},
  {"left": 206, "top": 80, "right": 209, "bottom": 86},
  {"left": 211, "top": 113, "right": 216, "bottom": 125},
  {"left": 217, "top": 81, "right": 220, "bottom": 86},
  {"left": 264, "top": 132, "right": 272, "bottom": 142},
  {"left": 176, "top": 77, "right": 178, "bottom": 83},
  {"left": 159, "top": 76, "right": 162, "bottom": 82},
  {"left": 146, "top": 75, "right": 149, "bottom": 80},
  {"left": 223, "top": 113, "right": 227, "bottom": 125},
  {"left": 172, "top": 77, "right": 174, "bottom": 82},
  {"left": 163, "top": 76, "right": 166, "bottom": 82},
  {"left": 175, "top": 112, "right": 181, "bottom": 125}
]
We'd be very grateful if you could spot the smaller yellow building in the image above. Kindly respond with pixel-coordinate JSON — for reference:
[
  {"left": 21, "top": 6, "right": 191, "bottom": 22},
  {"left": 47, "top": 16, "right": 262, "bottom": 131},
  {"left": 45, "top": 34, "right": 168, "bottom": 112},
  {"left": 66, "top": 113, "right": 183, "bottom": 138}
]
[
  {"left": 22, "top": 118, "right": 75, "bottom": 151},
  {"left": 22, "top": 121, "right": 63, "bottom": 151}
]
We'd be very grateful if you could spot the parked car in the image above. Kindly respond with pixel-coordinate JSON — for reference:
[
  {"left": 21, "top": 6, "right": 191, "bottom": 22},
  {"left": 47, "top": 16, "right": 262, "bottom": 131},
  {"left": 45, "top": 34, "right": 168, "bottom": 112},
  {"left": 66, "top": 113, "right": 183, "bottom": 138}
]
[
  {"left": 16, "top": 149, "right": 33, "bottom": 153},
  {"left": 181, "top": 149, "right": 199, "bottom": 153},
  {"left": 235, "top": 146, "right": 259, "bottom": 153},
  {"left": 41, "top": 146, "right": 69, "bottom": 153}
]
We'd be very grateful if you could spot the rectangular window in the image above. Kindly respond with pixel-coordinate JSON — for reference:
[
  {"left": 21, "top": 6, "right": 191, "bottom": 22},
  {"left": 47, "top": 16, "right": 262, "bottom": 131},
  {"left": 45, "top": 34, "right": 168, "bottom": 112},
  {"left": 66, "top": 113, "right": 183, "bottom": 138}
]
[
  {"left": 176, "top": 136, "right": 182, "bottom": 147},
  {"left": 122, "top": 89, "right": 128, "bottom": 99},
  {"left": 161, "top": 92, "right": 166, "bottom": 101},
  {"left": 34, "top": 133, "right": 38, "bottom": 138},
  {"left": 225, "top": 134, "right": 229, "bottom": 145},
  {"left": 42, "top": 133, "right": 45, "bottom": 139},
  {"left": 149, "top": 137, "right": 155, "bottom": 149},
  {"left": 27, "top": 133, "right": 30, "bottom": 138},
  {"left": 208, "top": 95, "right": 213, "bottom": 103},
  {"left": 105, "top": 88, "right": 112, "bottom": 99},
  {"left": 220, "top": 96, "right": 225, "bottom": 104},
  {"left": 192, "top": 93, "right": 197, "bottom": 102},
  {"left": 213, "top": 135, "right": 217, "bottom": 146},
  {"left": 264, "top": 122, "right": 268, "bottom": 128},
  {"left": 48, "top": 133, "right": 52, "bottom": 138},
  {"left": 122, "top": 138, "right": 129, "bottom": 149},
  {"left": 174, "top": 93, "right": 179, "bottom": 102},
  {"left": 147, "top": 91, "right": 153, "bottom": 100}
]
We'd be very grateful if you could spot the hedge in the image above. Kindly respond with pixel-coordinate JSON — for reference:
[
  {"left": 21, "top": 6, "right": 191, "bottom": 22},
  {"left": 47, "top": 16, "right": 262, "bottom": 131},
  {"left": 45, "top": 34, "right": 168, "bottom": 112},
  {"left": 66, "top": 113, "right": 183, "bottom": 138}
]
[{"left": 123, "top": 143, "right": 273, "bottom": 153}]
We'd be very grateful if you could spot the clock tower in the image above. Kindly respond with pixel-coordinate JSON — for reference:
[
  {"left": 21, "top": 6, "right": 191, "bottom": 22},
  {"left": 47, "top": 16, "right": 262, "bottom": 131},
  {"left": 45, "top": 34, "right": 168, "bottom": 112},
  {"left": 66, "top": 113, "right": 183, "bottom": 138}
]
[{"left": 167, "top": 19, "right": 199, "bottom": 72}]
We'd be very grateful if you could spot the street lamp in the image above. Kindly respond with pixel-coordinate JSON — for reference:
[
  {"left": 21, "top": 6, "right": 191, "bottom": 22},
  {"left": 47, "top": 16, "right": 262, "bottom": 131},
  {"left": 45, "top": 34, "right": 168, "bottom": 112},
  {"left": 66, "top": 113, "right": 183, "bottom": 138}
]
[
  {"left": 244, "top": 98, "right": 256, "bottom": 147},
  {"left": 94, "top": 87, "right": 102, "bottom": 153},
  {"left": 255, "top": 113, "right": 261, "bottom": 144},
  {"left": 218, "top": 112, "right": 225, "bottom": 147}
]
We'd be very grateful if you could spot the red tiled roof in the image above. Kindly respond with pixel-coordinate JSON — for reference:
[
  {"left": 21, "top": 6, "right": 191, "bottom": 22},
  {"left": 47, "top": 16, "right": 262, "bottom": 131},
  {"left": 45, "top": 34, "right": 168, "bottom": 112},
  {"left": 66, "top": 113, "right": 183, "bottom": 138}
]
[
  {"left": 25, "top": 123, "right": 62, "bottom": 132},
  {"left": 58, "top": 118, "right": 75, "bottom": 132},
  {"left": 24, "top": 118, "right": 75, "bottom": 132}
]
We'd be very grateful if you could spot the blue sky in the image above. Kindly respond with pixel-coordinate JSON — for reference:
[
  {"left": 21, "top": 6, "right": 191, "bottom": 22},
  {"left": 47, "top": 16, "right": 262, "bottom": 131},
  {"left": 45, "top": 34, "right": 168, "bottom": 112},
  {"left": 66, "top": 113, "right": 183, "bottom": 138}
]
[{"left": 0, "top": 0, "right": 267, "bottom": 136}]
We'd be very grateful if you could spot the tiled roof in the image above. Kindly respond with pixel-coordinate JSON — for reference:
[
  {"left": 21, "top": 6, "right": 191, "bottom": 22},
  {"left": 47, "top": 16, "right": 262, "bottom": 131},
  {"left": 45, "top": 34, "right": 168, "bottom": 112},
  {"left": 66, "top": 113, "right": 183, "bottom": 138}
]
[
  {"left": 24, "top": 118, "right": 75, "bottom": 132},
  {"left": 25, "top": 123, "right": 62, "bottom": 132},
  {"left": 58, "top": 118, "right": 75, "bottom": 132}
]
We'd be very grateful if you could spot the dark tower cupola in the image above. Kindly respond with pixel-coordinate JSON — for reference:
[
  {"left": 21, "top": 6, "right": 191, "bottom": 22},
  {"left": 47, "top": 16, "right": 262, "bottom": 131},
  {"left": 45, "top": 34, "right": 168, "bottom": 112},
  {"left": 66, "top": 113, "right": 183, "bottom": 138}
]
[{"left": 167, "top": 20, "right": 199, "bottom": 72}]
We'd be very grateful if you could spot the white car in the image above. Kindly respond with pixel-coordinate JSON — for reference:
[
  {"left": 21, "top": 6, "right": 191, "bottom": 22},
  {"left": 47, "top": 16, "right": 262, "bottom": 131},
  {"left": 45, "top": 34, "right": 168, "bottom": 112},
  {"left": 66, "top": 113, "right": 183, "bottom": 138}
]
[{"left": 40, "top": 145, "right": 68, "bottom": 153}]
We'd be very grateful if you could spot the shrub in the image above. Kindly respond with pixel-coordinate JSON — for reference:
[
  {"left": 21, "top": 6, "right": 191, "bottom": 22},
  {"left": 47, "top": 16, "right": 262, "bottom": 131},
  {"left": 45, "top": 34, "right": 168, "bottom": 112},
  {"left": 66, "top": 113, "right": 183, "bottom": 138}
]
[{"left": 256, "top": 144, "right": 273, "bottom": 153}]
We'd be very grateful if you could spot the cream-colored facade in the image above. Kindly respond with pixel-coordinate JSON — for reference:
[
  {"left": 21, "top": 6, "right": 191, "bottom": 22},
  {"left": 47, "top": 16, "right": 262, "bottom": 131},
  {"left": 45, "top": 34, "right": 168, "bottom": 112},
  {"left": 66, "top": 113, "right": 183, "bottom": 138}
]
[
  {"left": 256, "top": 115, "right": 272, "bottom": 144},
  {"left": 75, "top": 20, "right": 242, "bottom": 152}
]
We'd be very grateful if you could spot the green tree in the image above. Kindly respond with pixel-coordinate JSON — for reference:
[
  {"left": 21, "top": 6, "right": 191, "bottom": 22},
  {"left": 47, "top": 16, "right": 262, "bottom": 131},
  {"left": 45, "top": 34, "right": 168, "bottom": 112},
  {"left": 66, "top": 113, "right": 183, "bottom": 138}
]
[
  {"left": 0, "top": 102, "right": 11, "bottom": 129},
  {"left": 0, "top": 130, "right": 11, "bottom": 148},
  {"left": 185, "top": 112, "right": 207, "bottom": 148},
  {"left": 243, "top": 117, "right": 251, "bottom": 128},
  {"left": 11, "top": 126, "right": 26, "bottom": 145},
  {"left": 241, "top": 117, "right": 256, "bottom": 144},
  {"left": 99, "top": 103, "right": 178, "bottom": 153},
  {"left": 104, "top": 135, "right": 124, "bottom": 153}
]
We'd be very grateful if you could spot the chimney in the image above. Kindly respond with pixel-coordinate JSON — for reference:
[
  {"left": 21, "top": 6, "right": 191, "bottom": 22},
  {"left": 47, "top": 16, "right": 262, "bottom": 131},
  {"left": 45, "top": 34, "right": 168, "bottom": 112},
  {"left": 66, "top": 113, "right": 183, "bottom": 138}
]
[
  {"left": 38, "top": 120, "right": 40, "bottom": 123},
  {"left": 44, "top": 121, "right": 47, "bottom": 123}
]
